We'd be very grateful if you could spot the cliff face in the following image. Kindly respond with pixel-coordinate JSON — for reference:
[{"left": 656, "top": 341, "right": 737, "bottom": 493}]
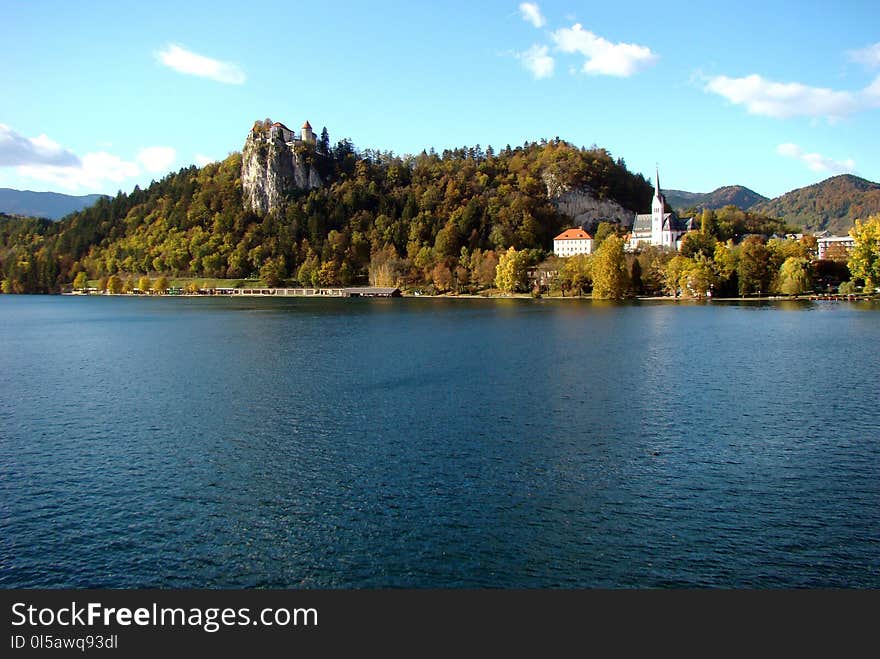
[
  {"left": 241, "top": 125, "right": 322, "bottom": 215},
  {"left": 543, "top": 172, "right": 633, "bottom": 228}
]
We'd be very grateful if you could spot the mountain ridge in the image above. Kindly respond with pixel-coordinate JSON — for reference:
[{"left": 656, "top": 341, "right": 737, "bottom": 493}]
[
  {"left": 751, "top": 174, "right": 880, "bottom": 234},
  {"left": 0, "top": 188, "right": 106, "bottom": 220},
  {"left": 665, "top": 185, "right": 768, "bottom": 212}
]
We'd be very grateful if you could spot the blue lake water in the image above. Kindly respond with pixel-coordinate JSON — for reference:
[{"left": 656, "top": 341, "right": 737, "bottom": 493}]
[{"left": 0, "top": 295, "right": 878, "bottom": 588}]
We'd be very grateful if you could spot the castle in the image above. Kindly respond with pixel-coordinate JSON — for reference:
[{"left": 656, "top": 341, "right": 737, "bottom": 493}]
[
  {"left": 263, "top": 119, "right": 317, "bottom": 148},
  {"left": 627, "top": 168, "right": 697, "bottom": 250}
]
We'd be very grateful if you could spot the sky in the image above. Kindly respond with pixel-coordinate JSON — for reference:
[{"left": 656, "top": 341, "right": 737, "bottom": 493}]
[{"left": 1, "top": 0, "right": 878, "bottom": 199}]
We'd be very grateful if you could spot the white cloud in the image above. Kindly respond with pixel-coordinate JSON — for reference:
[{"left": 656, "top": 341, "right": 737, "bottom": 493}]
[
  {"left": 705, "top": 74, "right": 865, "bottom": 120},
  {"left": 518, "top": 44, "right": 555, "bottom": 79},
  {"left": 551, "top": 23, "right": 657, "bottom": 77},
  {"left": 194, "top": 154, "right": 216, "bottom": 167},
  {"left": 137, "top": 146, "right": 176, "bottom": 173},
  {"left": 519, "top": 2, "right": 546, "bottom": 28},
  {"left": 18, "top": 152, "right": 140, "bottom": 191},
  {"left": 156, "top": 43, "right": 246, "bottom": 84},
  {"left": 848, "top": 42, "right": 880, "bottom": 68},
  {"left": 0, "top": 124, "right": 81, "bottom": 167},
  {"left": 776, "top": 143, "right": 856, "bottom": 174}
]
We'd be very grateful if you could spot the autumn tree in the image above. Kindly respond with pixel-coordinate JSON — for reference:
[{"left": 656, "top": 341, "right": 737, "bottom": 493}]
[
  {"left": 137, "top": 275, "right": 152, "bottom": 294},
  {"left": 107, "top": 275, "right": 123, "bottom": 294},
  {"left": 559, "top": 254, "right": 592, "bottom": 296},
  {"left": 737, "top": 236, "right": 770, "bottom": 296},
  {"left": 848, "top": 215, "right": 880, "bottom": 290},
  {"left": 591, "top": 235, "right": 630, "bottom": 300},
  {"left": 777, "top": 257, "right": 812, "bottom": 296},
  {"left": 494, "top": 246, "right": 529, "bottom": 294},
  {"left": 73, "top": 272, "right": 88, "bottom": 290},
  {"left": 153, "top": 276, "right": 169, "bottom": 294}
]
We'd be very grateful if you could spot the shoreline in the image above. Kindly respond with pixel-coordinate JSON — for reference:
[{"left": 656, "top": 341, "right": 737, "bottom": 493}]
[{"left": 57, "top": 291, "right": 880, "bottom": 303}]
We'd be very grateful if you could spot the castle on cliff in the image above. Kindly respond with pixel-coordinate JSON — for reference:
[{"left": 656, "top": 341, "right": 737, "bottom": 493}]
[{"left": 259, "top": 119, "right": 317, "bottom": 148}]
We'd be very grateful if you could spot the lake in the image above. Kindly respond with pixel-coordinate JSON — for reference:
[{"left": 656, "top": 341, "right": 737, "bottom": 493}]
[{"left": 1, "top": 295, "right": 878, "bottom": 588}]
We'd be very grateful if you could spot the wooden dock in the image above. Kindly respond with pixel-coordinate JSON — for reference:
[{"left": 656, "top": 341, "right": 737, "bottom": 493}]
[{"left": 209, "top": 287, "right": 401, "bottom": 298}]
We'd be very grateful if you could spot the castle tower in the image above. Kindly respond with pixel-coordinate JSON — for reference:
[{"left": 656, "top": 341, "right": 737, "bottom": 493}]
[
  {"left": 651, "top": 166, "right": 666, "bottom": 246},
  {"left": 301, "top": 120, "right": 315, "bottom": 145}
]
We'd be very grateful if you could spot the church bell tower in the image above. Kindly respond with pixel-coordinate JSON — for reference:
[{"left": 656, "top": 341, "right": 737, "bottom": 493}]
[{"left": 651, "top": 166, "right": 666, "bottom": 246}]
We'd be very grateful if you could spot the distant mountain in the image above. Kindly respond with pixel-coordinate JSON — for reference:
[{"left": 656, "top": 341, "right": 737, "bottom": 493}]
[
  {"left": 0, "top": 188, "right": 106, "bottom": 220},
  {"left": 751, "top": 174, "right": 880, "bottom": 234},
  {"left": 665, "top": 185, "right": 768, "bottom": 212}
]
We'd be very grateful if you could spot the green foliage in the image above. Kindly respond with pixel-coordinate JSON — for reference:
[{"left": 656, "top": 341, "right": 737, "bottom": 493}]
[
  {"left": 737, "top": 236, "right": 771, "bottom": 296},
  {"left": 848, "top": 214, "right": 880, "bottom": 290},
  {"left": 776, "top": 257, "right": 812, "bottom": 296},
  {"left": 591, "top": 235, "right": 629, "bottom": 300},
  {"left": 0, "top": 138, "right": 653, "bottom": 294},
  {"left": 153, "top": 275, "right": 169, "bottom": 294},
  {"left": 73, "top": 271, "right": 88, "bottom": 290},
  {"left": 679, "top": 231, "right": 716, "bottom": 259},
  {"left": 137, "top": 275, "right": 152, "bottom": 294},
  {"left": 558, "top": 254, "right": 592, "bottom": 296}
]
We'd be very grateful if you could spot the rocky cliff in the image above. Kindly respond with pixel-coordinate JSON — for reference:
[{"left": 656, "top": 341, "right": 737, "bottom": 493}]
[
  {"left": 241, "top": 121, "right": 323, "bottom": 215},
  {"left": 543, "top": 172, "right": 634, "bottom": 229}
]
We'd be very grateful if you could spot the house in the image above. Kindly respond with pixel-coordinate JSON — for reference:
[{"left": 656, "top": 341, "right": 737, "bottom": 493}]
[
  {"left": 553, "top": 228, "right": 593, "bottom": 257},
  {"left": 817, "top": 235, "right": 855, "bottom": 260},
  {"left": 628, "top": 168, "right": 697, "bottom": 250}
]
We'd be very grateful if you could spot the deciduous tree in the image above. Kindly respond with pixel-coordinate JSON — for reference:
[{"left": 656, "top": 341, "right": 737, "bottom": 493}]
[{"left": 591, "top": 235, "right": 629, "bottom": 300}]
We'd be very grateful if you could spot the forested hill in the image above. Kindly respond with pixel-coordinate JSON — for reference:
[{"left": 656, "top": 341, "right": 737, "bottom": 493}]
[
  {"left": 0, "top": 137, "right": 653, "bottom": 293},
  {"left": 665, "top": 185, "right": 767, "bottom": 212},
  {"left": 751, "top": 175, "right": 880, "bottom": 234}
]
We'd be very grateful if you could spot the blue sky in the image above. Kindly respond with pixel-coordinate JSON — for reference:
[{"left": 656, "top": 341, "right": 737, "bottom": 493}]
[{"left": 1, "top": 0, "right": 878, "bottom": 199}]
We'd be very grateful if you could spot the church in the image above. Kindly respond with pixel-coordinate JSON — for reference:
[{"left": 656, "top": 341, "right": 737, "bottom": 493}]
[{"left": 627, "top": 169, "right": 698, "bottom": 250}]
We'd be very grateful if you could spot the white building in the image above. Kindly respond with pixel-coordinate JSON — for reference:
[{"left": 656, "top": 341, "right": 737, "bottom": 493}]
[
  {"left": 553, "top": 228, "right": 594, "bottom": 257},
  {"left": 267, "top": 120, "right": 317, "bottom": 147},
  {"left": 817, "top": 235, "right": 855, "bottom": 260},
  {"left": 628, "top": 168, "right": 697, "bottom": 250}
]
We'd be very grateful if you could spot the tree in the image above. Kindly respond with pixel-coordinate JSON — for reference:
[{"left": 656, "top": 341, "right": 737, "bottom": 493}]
[
  {"left": 260, "top": 257, "right": 285, "bottom": 287},
  {"left": 681, "top": 256, "right": 716, "bottom": 298},
  {"left": 559, "top": 254, "right": 592, "bottom": 296},
  {"left": 664, "top": 255, "right": 691, "bottom": 297},
  {"left": 679, "top": 231, "right": 716, "bottom": 260},
  {"left": 73, "top": 272, "right": 88, "bottom": 290},
  {"left": 737, "top": 236, "right": 770, "bottom": 296},
  {"left": 494, "top": 246, "right": 529, "bottom": 294},
  {"left": 107, "top": 275, "right": 123, "bottom": 294},
  {"left": 592, "top": 222, "right": 617, "bottom": 250},
  {"left": 848, "top": 215, "right": 880, "bottom": 291},
  {"left": 777, "top": 256, "right": 812, "bottom": 296},
  {"left": 153, "top": 276, "right": 169, "bottom": 294},
  {"left": 97, "top": 276, "right": 108, "bottom": 292},
  {"left": 432, "top": 262, "right": 453, "bottom": 293},
  {"left": 591, "top": 235, "right": 630, "bottom": 300},
  {"left": 137, "top": 275, "right": 152, "bottom": 294}
]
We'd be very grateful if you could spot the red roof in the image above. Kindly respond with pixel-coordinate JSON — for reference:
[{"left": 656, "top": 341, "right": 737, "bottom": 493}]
[
  {"left": 302, "top": 120, "right": 312, "bottom": 129},
  {"left": 554, "top": 228, "right": 592, "bottom": 241}
]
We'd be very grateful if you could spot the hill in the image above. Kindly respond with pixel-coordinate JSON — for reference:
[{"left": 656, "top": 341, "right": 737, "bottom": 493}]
[
  {"left": 751, "top": 175, "right": 880, "bottom": 234},
  {"left": 0, "top": 188, "right": 106, "bottom": 220},
  {"left": 665, "top": 185, "right": 767, "bottom": 212},
  {"left": 0, "top": 128, "right": 654, "bottom": 293}
]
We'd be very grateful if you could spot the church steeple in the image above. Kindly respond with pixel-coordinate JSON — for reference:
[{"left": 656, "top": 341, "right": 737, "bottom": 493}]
[{"left": 655, "top": 165, "right": 660, "bottom": 197}]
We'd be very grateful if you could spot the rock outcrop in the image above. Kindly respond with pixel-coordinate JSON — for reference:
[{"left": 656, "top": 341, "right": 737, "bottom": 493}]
[
  {"left": 542, "top": 172, "right": 633, "bottom": 229},
  {"left": 241, "top": 120, "right": 323, "bottom": 215}
]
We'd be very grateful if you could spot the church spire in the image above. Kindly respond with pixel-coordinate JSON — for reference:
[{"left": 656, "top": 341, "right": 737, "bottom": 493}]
[{"left": 655, "top": 165, "right": 660, "bottom": 196}]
